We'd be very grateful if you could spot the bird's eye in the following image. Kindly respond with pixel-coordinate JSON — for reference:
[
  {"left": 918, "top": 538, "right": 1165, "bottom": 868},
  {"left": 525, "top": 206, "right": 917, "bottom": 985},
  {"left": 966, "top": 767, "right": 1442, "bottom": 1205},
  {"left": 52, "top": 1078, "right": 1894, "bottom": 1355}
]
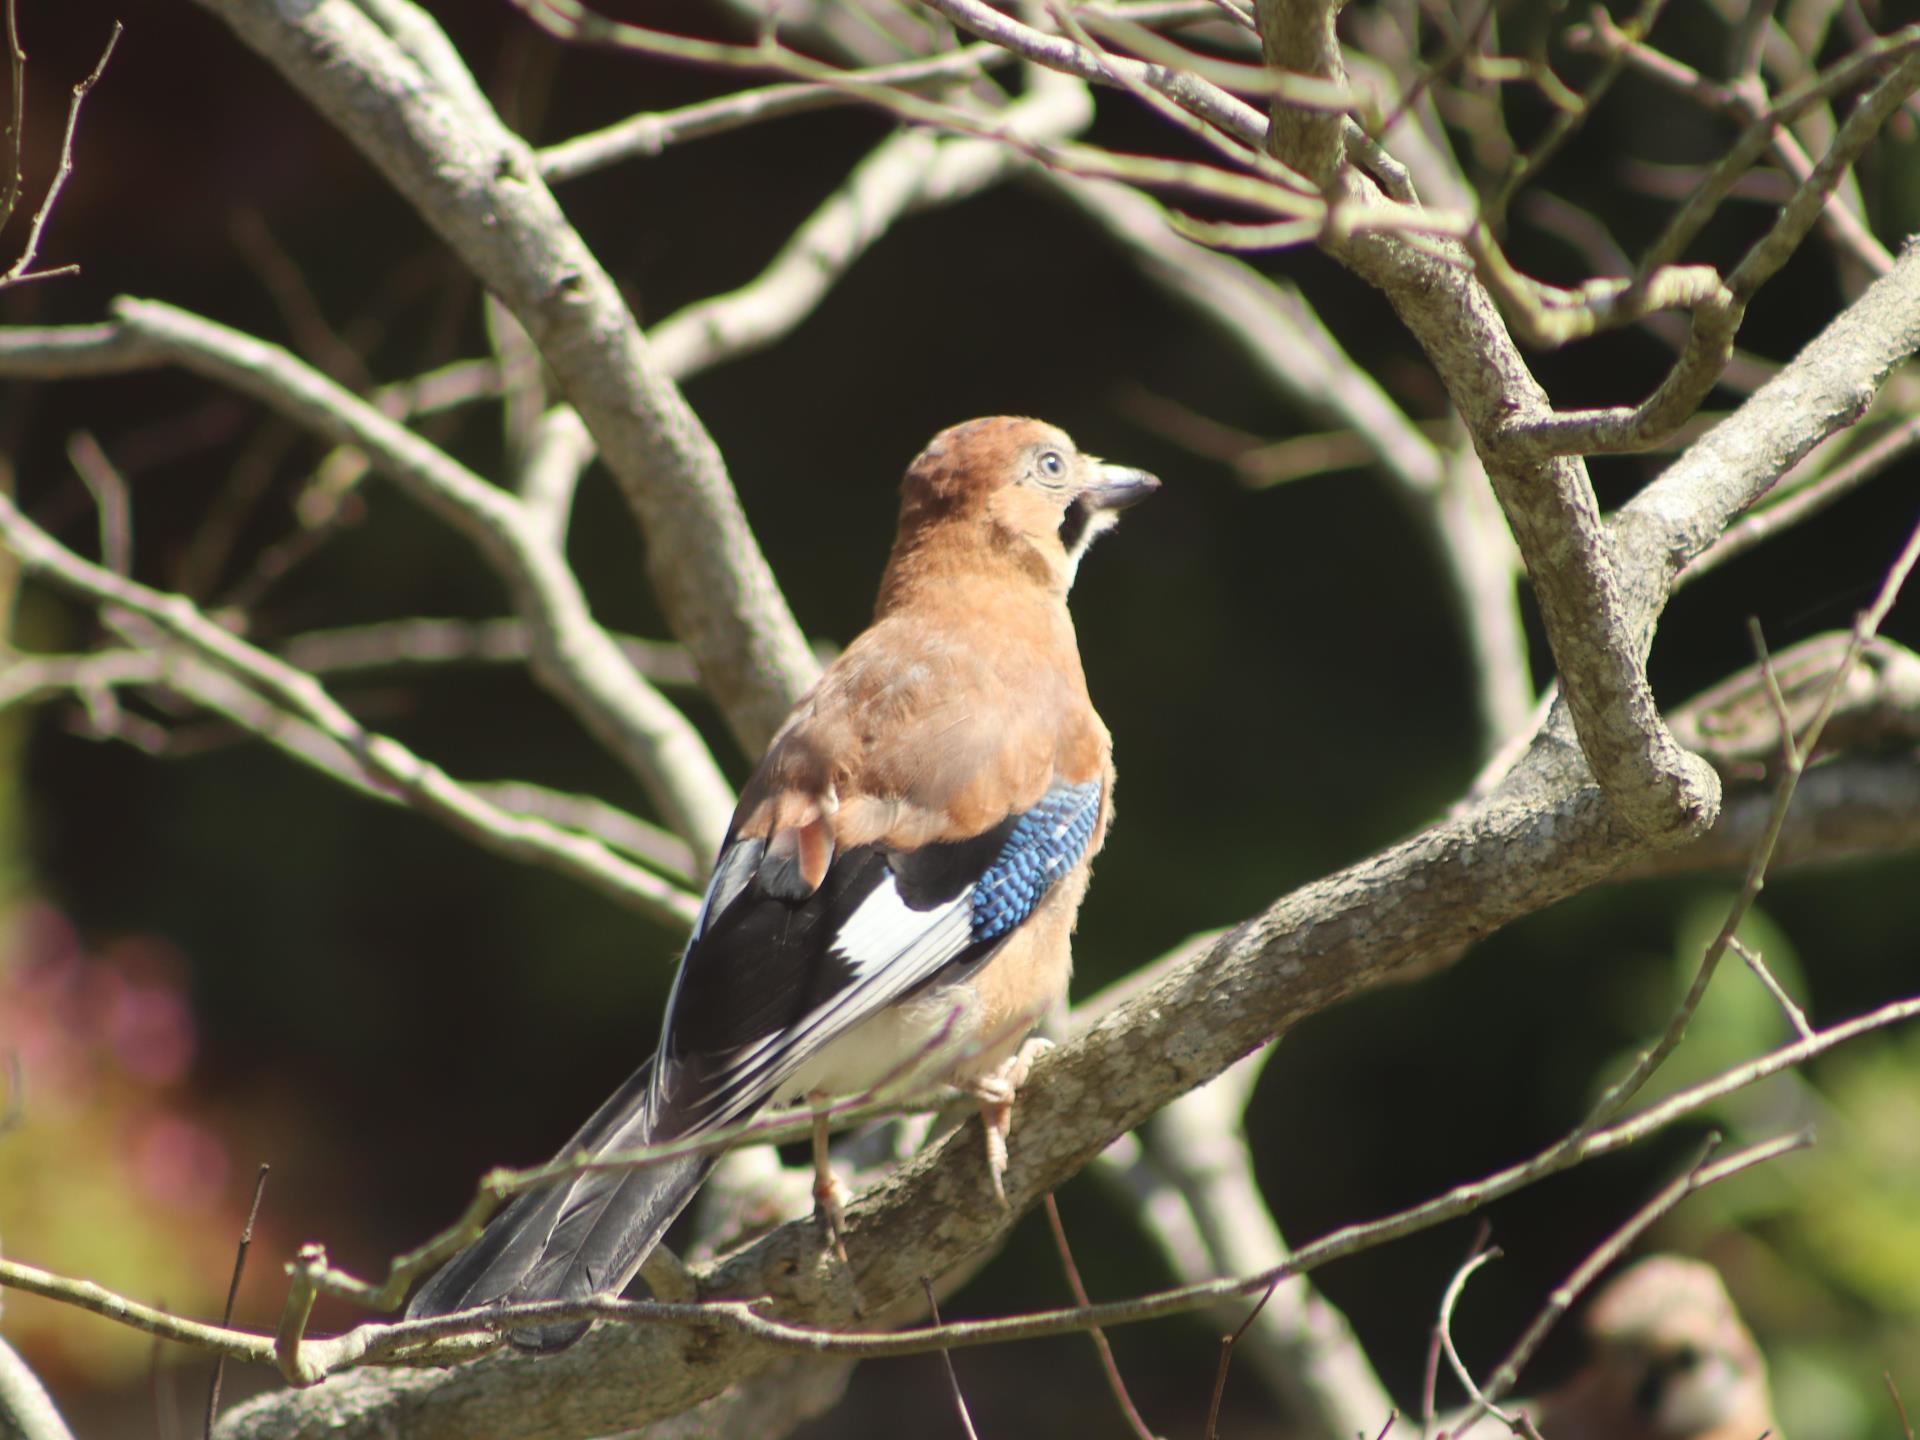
[{"left": 1037, "top": 450, "right": 1066, "bottom": 481}]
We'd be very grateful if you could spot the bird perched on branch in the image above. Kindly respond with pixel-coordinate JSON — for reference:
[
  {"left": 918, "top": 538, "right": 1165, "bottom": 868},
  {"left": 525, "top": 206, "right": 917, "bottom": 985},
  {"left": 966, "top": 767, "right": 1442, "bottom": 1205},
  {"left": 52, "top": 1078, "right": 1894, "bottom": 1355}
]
[
  {"left": 1533, "top": 1255, "right": 1778, "bottom": 1440},
  {"left": 408, "top": 416, "right": 1157, "bottom": 1348}
]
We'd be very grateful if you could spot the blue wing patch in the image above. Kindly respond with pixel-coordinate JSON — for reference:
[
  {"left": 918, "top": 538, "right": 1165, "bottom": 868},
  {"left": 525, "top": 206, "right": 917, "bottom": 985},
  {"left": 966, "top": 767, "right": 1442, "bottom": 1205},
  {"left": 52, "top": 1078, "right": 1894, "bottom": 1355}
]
[
  {"left": 970, "top": 780, "right": 1102, "bottom": 942},
  {"left": 656, "top": 778, "right": 1103, "bottom": 1135}
]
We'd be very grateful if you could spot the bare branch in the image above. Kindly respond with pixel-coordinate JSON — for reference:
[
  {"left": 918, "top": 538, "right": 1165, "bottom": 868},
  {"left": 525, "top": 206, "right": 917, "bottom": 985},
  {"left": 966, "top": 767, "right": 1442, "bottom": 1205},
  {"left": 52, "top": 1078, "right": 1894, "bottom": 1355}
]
[
  {"left": 919, "top": 0, "right": 1273, "bottom": 143},
  {"left": 0, "top": 1336, "right": 77, "bottom": 1440},
  {"left": 1101, "top": 1049, "right": 1394, "bottom": 1440},
  {"left": 0, "top": 504, "right": 702, "bottom": 927},
  {"left": 0, "top": 20, "right": 119, "bottom": 291},
  {"left": 1682, "top": 416, "right": 1920, "bottom": 586},
  {"left": 535, "top": 45, "right": 1013, "bottom": 181},
  {"left": 1256, "top": 0, "right": 1722, "bottom": 845},
  {"left": 517, "top": 403, "right": 594, "bottom": 548},
  {"left": 465, "top": 781, "right": 695, "bottom": 884},
  {"left": 1612, "top": 242, "right": 1920, "bottom": 642},
  {"left": 1583, "top": 514, "right": 1920, "bottom": 1134},
  {"left": 6, "top": 987, "right": 1898, "bottom": 1429},
  {"left": 1490, "top": 48, "right": 1920, "bottom": 461},
  {"left": 276, "top": 618, "right": 699, "bottom": 690},
  {"left": 1568, "top": 13, "right": 1905, "bottom": 277},
  {"left": 0, "top": 297, "right": 736, "bottom": 859},
  {"left": 194, "top": 0, "right": 819, "bottom": 752},
  {"left": 1461, "top": 1133, "right": 1810, "bottom": 1432},
  {"left": 650, "top": 70, "right": 1094, "bottom": 381},
  {"left": 64, "top": 430, "right": 130, "bottom": 575}
]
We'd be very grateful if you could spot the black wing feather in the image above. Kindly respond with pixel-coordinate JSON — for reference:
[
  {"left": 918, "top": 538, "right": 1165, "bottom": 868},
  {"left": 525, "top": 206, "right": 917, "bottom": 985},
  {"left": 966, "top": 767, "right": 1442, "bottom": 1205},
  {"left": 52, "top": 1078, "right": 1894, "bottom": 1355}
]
[{"left": 408, "top": 787, "right": 1090, "bottom": 1350}]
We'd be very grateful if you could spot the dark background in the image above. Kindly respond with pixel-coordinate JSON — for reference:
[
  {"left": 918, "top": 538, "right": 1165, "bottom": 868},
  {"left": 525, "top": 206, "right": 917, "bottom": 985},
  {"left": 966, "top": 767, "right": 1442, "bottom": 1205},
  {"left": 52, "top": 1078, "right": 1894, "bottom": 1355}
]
[{"left": 2, "top": 2, "right": 1917, "bottom": 1436}]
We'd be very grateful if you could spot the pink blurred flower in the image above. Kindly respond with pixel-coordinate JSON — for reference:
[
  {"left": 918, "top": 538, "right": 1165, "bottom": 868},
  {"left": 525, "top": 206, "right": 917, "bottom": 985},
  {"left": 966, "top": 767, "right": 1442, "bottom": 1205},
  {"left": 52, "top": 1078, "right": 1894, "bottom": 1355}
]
[
  {"left": 129, "top": 1112, "right": 230, "bottom": 1212},
  {"left": 107, "top": 980, "right": 195, "bottom": 1085}
]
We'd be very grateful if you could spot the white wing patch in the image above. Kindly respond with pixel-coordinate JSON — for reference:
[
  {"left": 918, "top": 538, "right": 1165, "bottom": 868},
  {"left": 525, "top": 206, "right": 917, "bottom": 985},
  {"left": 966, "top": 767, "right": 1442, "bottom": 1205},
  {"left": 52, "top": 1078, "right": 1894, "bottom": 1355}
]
[
  {"left": 678, "top": 870, "right": 980, "bottom": 1130},
  {"left": 831, "top": 879, "right": 969, "bottom": 981}
]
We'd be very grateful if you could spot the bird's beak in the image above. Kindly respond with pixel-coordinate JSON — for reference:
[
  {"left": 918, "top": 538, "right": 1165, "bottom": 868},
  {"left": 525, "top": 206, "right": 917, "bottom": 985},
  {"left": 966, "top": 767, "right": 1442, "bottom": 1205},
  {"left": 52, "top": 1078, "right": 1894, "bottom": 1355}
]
[{"left": 1083, "top": 463, "right": 1161, "bottom": 511}]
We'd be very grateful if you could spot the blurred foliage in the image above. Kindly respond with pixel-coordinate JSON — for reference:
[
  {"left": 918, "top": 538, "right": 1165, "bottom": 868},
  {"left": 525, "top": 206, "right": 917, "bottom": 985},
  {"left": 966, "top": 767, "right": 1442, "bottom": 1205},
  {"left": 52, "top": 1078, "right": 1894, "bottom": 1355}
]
[
  {"left": 1627, "top": 899, "right": 1920, "bottom": 1440},
  {"left": 0, "top": 870, "right": 250, "bottom": 1384}
]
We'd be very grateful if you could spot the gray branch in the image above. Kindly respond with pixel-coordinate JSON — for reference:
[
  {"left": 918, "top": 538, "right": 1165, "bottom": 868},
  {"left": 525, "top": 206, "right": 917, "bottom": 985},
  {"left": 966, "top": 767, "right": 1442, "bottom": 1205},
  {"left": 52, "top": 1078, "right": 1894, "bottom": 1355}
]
[
  {"left": 0, "top": 1338, "right": 75, "bottom": 1440},
  {"left": 193, "top": 0, "right": 819, "bottom": 753},
  {"left": 0, "top": 301, "right": 737, "bottom": 865},
  {"left": 210, "top": 102, "right": 1920, "bottom": 1426}
]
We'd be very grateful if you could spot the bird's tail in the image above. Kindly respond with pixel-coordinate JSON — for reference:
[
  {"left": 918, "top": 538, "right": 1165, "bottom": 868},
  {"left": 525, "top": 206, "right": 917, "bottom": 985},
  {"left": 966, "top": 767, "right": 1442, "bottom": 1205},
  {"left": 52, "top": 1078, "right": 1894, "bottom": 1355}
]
[{"left": 406, "top": 1060, "right": 712, "bottom": 1351}]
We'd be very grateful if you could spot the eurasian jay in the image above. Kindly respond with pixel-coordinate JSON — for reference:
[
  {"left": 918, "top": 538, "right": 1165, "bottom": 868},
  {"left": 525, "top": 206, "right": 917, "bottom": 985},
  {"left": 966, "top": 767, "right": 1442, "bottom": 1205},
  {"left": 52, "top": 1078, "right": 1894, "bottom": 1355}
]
[
  {"left": 408, "top": 416, "right": 1157, "bottom": 1347},
  {"left": 1531, "top": 1256, "right": 1778, "bottom": 1440}
]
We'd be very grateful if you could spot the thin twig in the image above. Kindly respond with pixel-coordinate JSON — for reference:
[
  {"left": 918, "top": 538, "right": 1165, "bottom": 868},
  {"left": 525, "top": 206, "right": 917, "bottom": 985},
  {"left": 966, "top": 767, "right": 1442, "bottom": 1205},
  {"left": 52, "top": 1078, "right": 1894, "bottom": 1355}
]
[
  {"left": 203, "top": 1164, "right": 269, "bottom": 1440},
  {"left": 1437, "top": 1243, "right": 1513, "bottom": 1426},
  {"left": 1459, "top": 1132, "right": 1809, "bottom": 1431},
  {"left": 920, "top": 1277, "right": 981, "bottom": 1440},
  {"left": 0, "top": 497, "right": 702, "bottom": 926},
  {"left": 1043, "top": 1193, "right": 1159, "bottom": 1440},
  {"left": 536, "top": 45, "right": 1013, "bottom": 180},
  {"left": 1888, "top": 1372, "right": 1915, "bottom": 1440},
  {"left": 0, "top": 0, "right": 22, "bottom": 237},
  {"left": 276, "top": 617, "right": 699, "bottom": 690},
  {"left": 1420, "top": 1311, "right": 1444, "bottom": 1440},
  {"left": 0, "top": 20, "right": 119, "bottom": 289},
  {"left": 64, "top": 431, "right": 130, "bottom": 575},
  {"left": 1729, "top": 937, "right": 1814, "bottom": 1040},
  {"left": 1578, "top": 512, "right": 1920, "bottom": 1134},
  {"left": 1205, "top": 1274, "right": 1284, "bottom": 1440}
]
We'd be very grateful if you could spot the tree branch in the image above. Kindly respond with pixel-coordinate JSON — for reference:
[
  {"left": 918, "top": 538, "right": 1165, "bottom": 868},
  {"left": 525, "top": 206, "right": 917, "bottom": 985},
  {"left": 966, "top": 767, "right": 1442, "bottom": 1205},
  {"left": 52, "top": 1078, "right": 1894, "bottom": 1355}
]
[
  {"left": 1100, "top": 1049, "right": 1395, "bottom": 1440},
  {"left": 0, "top": 1337, "right": 76, "bottom": 1440},
  {"left": 0, "top": 299, "right": 736, "bottom": 861},
  {"left": 193, "top": 0, "right": 819, "bottom": 753},
  {"left": 1257, "top": 0, "right": 1720, "bottom": 846},
  {"left": 649, "top": 68, "right": 1093, "bottom": 382},
  {"left": 0, "top": 503, "right": 701, "bottom": 928},
  {"left": 535, "top": 46, "right": 1013, "bottom": 181},
  {"left": 119, "top": 990, "right": 1911, "bottom": 1433}
]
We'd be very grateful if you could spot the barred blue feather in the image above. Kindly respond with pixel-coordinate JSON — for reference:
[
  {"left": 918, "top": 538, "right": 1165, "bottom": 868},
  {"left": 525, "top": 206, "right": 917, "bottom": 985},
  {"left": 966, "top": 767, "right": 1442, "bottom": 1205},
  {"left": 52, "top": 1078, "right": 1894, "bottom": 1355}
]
[{"left": 971, "top": 781, "right": 1102, "bottom": 942}]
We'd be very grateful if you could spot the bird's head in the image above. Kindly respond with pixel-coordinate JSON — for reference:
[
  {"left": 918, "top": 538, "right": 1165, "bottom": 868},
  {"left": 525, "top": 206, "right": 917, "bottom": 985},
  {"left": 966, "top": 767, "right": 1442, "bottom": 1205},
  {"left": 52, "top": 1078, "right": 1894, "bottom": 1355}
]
[
  {"left": 1542, "top": 1257, "right": 1773, "bottom": 1440},
  {"left": 886, "top": 416, "right": 1159, "bottom": 599}
]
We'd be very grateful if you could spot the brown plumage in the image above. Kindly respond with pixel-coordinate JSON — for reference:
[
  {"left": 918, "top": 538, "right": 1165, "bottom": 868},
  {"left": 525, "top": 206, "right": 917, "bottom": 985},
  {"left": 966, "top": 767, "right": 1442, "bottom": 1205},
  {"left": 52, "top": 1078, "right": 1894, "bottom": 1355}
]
[
  {"left": 1534, "top": 1257, "right": 1778, "bottom": 1440},
  {"left": 408, "top": 416, "right": 1156, "bottom": 1346}
]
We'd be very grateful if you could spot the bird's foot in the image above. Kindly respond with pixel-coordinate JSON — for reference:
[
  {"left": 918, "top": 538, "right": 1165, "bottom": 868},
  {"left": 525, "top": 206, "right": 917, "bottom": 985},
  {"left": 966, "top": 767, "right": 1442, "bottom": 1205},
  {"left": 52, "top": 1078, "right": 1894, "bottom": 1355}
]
[
  {"left": 810, "top": 1107, "right": 852, "bottom": 1267},
  {"left": 963, "top": 1036, "right": 1054, "bottom": 1206}
]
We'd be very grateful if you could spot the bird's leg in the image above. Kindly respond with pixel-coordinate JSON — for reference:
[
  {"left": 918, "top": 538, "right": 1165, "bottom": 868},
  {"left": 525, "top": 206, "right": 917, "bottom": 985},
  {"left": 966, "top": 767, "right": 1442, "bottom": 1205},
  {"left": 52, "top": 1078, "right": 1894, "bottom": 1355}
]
[
  {"left": 809, "top": 1097, "right": 852, "bottom": 1266},
  {"left": 961, "top": 1036, "right": 1054, "bottom": 1205}
]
